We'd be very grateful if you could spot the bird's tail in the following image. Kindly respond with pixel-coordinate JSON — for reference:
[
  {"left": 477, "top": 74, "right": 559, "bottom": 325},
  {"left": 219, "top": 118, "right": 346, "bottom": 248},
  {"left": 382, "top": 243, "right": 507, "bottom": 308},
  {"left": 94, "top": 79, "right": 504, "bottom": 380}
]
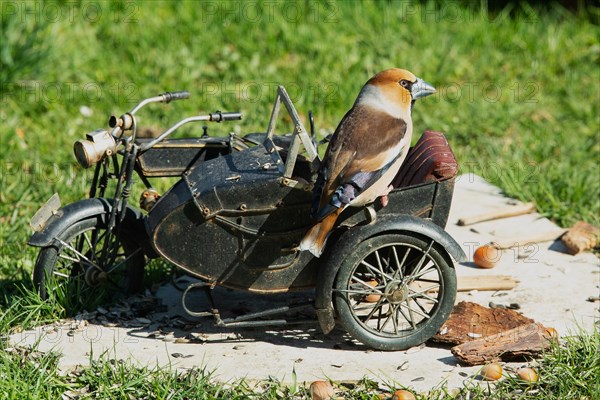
[{"left": 298, "top": 208, "right": 344, "bottom": 258}]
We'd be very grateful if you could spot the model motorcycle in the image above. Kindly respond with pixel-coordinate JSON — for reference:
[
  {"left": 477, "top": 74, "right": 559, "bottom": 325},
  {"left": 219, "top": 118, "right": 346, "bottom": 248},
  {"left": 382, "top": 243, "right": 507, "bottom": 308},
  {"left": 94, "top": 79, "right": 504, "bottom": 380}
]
[{"left": 29, "top": 86, "right": 465, "bottom": 350}]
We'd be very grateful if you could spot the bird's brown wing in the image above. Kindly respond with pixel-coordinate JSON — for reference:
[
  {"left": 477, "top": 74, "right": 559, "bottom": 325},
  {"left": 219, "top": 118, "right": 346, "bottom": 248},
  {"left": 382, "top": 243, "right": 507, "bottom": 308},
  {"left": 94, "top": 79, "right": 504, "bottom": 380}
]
[{"left": 311, "top": 105, "right": 407, "bottom": 220}]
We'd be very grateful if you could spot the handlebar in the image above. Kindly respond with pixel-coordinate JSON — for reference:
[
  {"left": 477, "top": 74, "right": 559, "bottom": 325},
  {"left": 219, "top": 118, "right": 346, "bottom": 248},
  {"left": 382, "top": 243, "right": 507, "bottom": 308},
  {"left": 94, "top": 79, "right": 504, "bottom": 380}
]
[
  {"left": 109, "top": 90, "right": 191, "bottom": 134},
  {"left": 109, "top": 90, "right": 244, "bottom": 151},
  {"left": 78, "top": 88, "right": 245, "bottom": 166},
  {"left": 159, "top": 91, "right": 190, "bottom": 103},
  {"left": 209, "top": 111, "right": 242, "bottom": 122}
]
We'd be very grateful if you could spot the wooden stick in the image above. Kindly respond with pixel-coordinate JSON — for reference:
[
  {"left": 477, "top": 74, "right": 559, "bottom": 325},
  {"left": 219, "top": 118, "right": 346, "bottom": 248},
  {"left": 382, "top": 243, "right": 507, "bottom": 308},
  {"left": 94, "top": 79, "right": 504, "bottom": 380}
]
[
  {"left": 491, "top": 230, "right": 566, "bottom": 249},
  {"left": 412, "top": 275, "right": 519, "bottom": 292},
  {"left": 457, "top": 202, "right": 536, "bottom": 226},
  {"left": 457, "top": 275, "right": 518, "bottom": 292}
]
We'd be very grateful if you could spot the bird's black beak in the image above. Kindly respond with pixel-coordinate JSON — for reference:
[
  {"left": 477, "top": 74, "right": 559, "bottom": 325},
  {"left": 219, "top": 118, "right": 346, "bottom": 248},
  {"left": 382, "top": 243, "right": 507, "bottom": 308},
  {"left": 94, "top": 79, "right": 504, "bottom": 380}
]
[{"left": 412, "top": 78, "right": 436, "bottom": 99}]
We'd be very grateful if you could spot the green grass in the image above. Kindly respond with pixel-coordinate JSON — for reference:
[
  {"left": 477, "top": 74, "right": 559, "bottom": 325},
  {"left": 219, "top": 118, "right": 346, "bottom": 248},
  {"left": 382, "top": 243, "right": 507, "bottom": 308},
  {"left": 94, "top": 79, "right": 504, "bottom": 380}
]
[{"left": 0, "top": 0, "right": 598, "bottom": 397}]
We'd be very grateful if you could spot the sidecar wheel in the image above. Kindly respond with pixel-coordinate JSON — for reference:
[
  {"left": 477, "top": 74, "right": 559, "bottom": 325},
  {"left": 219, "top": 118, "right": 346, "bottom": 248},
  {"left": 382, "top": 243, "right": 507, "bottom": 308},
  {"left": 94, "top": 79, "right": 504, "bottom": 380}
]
[
  {"left": 33, "top": 216, "right": 145, "bottom": 312},
  {"left": 333, "top": 233, "right": 456, "bottom": 351}
]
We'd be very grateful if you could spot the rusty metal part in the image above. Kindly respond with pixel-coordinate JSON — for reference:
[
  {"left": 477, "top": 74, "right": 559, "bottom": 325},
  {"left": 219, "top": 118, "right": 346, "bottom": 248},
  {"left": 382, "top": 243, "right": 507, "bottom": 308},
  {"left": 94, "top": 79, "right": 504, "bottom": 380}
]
[
  {"left": 30, "top": 193, "right": 61, "bottom": 232},
  {"left": 84, "top": 266, "right": 108, "bottom": 287},
  {"left": 139, "top": 188, "right": 161, "bottom": 212},
  {"left": 108, "top": 112, "right": 135, "bottom": 131}
]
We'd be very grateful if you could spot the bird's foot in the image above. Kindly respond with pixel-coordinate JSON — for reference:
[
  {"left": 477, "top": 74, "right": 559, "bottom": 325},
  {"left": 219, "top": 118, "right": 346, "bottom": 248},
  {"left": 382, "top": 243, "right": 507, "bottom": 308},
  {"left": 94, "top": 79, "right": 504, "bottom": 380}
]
[
  {"left": 381, "top": 195, "right": 389, "bottom": 208},
  {"left": 380, "top": 185, "right": 394, "bottom": 208}
]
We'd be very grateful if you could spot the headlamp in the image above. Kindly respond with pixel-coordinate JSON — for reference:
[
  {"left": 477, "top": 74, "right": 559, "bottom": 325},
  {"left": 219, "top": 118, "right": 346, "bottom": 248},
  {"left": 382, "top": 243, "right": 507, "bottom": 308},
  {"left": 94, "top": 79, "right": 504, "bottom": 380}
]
[{"left": 73, "top": 129, "right": 117, "bottom": 168}]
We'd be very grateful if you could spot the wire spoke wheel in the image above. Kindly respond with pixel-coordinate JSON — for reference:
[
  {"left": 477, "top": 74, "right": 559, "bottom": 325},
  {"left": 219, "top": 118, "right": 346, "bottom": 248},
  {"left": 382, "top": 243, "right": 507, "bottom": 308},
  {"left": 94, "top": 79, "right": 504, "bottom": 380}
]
[
  {"left": 33, "top": 216, "right": 145, "bottom": 314},
  {"left": 333, "top": 233, "right": 456, "bottom": 351}
]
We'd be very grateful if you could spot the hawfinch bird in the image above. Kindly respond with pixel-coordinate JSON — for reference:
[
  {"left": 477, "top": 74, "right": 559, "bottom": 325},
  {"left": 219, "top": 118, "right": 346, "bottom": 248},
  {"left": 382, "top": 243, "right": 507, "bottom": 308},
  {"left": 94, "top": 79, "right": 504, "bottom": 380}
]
[{"left": 299, "top": 68, "right": 436, "bottom": 257}]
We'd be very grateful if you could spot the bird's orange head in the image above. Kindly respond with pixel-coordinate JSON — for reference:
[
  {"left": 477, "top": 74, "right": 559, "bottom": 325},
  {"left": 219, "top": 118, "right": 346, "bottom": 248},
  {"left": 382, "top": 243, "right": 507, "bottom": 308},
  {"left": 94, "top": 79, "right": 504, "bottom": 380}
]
[{"left": 356, "top": 68, "right": 436, "bottom": 118}]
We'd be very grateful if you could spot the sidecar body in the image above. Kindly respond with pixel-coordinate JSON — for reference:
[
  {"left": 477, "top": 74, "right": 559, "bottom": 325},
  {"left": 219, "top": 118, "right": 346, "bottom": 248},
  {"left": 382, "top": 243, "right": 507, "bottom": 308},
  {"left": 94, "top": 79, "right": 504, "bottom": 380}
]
[{"left": 144, "top": 130, "right": 462, "bottom": 292}]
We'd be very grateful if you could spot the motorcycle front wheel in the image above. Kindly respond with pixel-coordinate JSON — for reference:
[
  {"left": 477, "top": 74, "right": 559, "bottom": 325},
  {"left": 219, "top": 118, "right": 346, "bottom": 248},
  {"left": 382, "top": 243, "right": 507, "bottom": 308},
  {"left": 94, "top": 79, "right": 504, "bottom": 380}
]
[{"left": 33, "top": 216, "right": 145, "bottom": 312}]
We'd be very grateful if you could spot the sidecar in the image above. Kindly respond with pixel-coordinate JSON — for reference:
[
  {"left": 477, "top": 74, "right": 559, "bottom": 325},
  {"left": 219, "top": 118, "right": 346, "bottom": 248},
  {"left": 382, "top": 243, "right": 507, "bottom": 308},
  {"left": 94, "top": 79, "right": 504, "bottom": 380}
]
[{"left": 143, "top": 87, "right": 465, "bottom": 350}]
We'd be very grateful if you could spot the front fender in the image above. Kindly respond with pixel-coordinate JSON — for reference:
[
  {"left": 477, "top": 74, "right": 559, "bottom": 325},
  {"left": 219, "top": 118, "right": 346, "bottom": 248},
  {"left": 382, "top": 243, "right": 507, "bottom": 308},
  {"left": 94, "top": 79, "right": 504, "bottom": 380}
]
[
  {"left": 28, "top": 198, "right": 148, "bottom": 250},
  {"left": 315, "top": 214, "right": 466, "bottom": 334}
]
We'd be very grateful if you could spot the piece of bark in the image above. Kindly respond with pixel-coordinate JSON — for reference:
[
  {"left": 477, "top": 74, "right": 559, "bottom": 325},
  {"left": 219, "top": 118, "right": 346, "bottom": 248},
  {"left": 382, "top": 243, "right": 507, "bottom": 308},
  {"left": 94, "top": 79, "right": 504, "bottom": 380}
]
[
  {"left": 561, "top": 221, "right": 600, "bottom": 255},
  {"left": 432, "top": 301, "right": 533, "bottom": 345},
  {"left": 457, "top": 275, "right": 518, "bottom": 292},
  {"left": 451, "top": 323, "right": 554, "bottom": 366}
]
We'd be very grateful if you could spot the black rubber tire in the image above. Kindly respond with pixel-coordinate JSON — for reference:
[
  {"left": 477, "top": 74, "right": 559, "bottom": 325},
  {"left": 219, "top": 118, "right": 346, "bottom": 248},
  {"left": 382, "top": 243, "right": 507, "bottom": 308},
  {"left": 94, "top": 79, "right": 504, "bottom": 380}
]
[
  {"left": 33, "top": 216, "right": 145, "bottom": 311},
  {"left": 333, "top": 233, "right": 457, "bottom": 351}
]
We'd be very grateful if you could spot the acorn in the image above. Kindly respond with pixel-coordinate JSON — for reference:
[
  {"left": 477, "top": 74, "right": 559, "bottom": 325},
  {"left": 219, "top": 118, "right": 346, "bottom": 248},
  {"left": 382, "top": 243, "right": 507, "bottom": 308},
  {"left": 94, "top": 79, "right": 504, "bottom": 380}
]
[
  {"left": 516, "top": 367, "right": 538, "bottom": 382},
  {"left": 473, "top": 243, "right": 501, "bottom": 269},
  {"left": 391, "top": 389, "right": 416, "bottom": 400},
  {"left": 365, "top": 280, "right": 381, "bottom": 303},
  {"left": 309, "top": 380, "right": 334, "bottom": 400},
  {"left": 480, "top": 362, "right": 503, "bottom": 381}
]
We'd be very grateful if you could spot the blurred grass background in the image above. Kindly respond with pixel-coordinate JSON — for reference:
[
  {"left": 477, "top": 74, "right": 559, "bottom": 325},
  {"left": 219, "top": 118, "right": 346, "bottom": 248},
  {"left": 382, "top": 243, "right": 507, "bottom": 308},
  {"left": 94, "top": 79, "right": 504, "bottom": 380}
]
[{"left": 0, "top": 0, "right": 598, "bottom": 284}]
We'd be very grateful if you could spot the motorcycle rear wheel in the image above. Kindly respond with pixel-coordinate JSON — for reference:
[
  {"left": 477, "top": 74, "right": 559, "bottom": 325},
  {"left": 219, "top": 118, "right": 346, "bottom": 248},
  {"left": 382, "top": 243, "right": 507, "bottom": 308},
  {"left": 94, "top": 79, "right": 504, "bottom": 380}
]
[{"left": 333, "top": 233, "right": 457, "bottom": 351}]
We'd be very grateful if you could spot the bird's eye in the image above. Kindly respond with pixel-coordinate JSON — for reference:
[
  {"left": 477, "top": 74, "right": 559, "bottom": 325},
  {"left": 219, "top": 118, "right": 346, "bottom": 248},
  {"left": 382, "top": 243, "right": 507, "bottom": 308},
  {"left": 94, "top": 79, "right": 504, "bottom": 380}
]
[{"left": 399, "top": 80, "right": 409, "bottom": 88}]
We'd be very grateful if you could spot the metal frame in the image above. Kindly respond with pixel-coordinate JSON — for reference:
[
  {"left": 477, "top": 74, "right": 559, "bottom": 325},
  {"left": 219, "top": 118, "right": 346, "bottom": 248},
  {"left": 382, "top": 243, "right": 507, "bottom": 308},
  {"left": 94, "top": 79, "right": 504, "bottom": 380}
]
[
  {"left": 266, "top": 86, "right": 320, "bottom": 177},
  {"left": 181, "top": 281, "right": 313, "bottom": 328}
]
